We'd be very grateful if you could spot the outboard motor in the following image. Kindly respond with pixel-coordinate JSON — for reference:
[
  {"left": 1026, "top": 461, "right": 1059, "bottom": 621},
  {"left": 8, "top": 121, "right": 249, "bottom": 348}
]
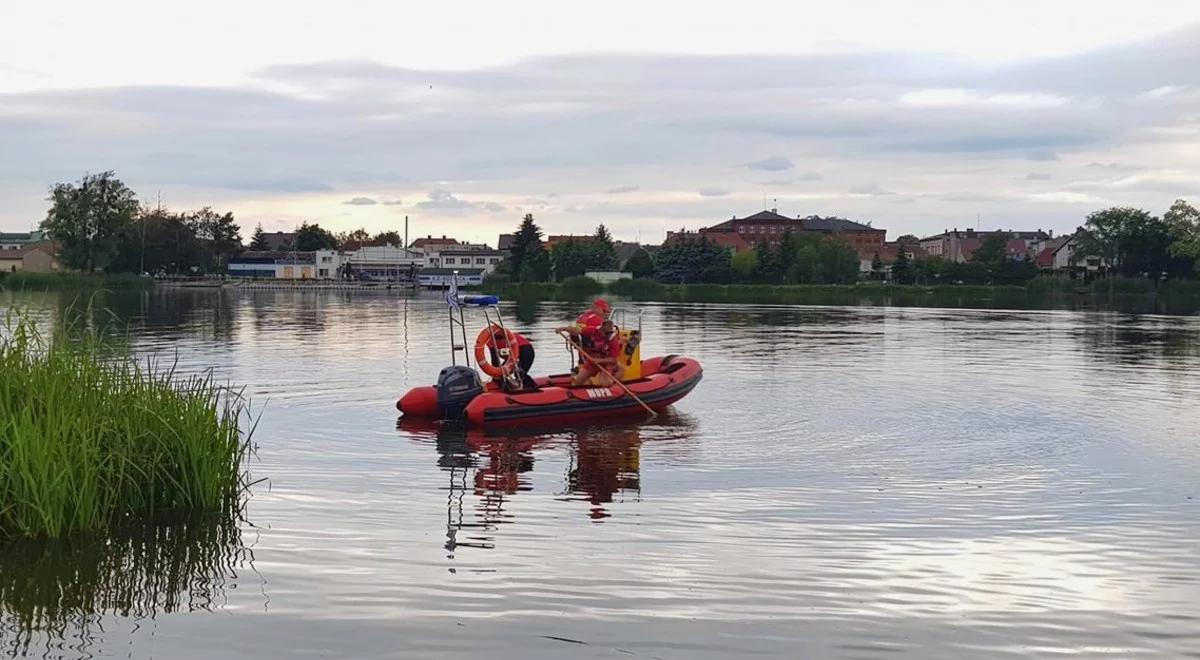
[{"left": 436, "top": 365, "right": 484, "bottom": 419}]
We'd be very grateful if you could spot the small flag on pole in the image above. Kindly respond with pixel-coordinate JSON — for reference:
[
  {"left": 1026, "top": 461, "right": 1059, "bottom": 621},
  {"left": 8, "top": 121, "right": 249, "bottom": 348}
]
[{"left": 445, "top": 271, "right": 460, "bottom": 308}]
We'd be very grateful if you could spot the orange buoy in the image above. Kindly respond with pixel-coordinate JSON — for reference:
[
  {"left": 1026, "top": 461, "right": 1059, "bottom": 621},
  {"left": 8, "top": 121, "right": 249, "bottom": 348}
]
[{"left": 474, "top": 324, "right": 518, "bottom": 379}]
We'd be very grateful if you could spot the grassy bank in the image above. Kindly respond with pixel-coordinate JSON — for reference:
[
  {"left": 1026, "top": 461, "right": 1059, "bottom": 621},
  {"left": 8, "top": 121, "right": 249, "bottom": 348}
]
[
  {"left": 0, "top": 313, "right": 251, "bottom": 538},
  {"left": 483, "top": 276, "right": 1200, "bottom": 314},
  {"left": 0, "top": 271, "right": 155, "bottom": 290}
]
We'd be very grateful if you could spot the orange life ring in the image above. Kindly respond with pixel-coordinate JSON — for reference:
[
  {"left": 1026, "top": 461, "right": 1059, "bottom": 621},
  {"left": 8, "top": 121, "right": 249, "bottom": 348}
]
[{"left": 474, "top": 324, "right": 518, "bottom": 378}]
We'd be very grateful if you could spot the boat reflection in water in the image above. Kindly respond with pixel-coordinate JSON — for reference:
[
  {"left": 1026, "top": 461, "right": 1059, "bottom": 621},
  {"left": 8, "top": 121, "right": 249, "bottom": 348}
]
[
  {"left": 399, "top": 413, "right": 695, "bottom": 555},
  {"left": 0, "top": 513, "right": 253, "bottom": 659}
]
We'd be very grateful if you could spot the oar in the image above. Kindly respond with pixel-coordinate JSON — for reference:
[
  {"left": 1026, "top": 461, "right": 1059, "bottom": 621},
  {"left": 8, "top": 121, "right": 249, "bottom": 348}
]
[{"left": 558, "top": 330, "right": 657, "bottom": 418}]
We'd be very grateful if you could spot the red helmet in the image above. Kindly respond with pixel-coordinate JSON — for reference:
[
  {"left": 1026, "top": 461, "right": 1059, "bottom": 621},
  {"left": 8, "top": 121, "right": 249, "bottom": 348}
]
[{"left": 592, "top": 299, "right": 611, "bottom": 313}]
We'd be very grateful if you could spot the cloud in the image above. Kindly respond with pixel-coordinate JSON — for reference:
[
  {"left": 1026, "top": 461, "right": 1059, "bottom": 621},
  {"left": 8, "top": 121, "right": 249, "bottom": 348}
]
[
  {"left": 414, "top": 188, "right": 505, "bottom": 213},
  {"left": 746, "top": 156, "right": 794, "bottom": 172},
  {"left": 1025, "top": 173, "right": 1052, "bottom": 181},
  {"left": 381, "top": 199, "right": 404, "bottom": 206},
  {"left": 698, "top": 187, "right": 729, "bottom": 197},
  {"left": 2, "top": 25, "right": 1199, "bottom": 236},
  {"left": 849, "top": 183, "right": 897, "bottom": 196},
  {"left": 342, "top": 196, "right": 378, "bottom": 205},
  {"left": 1025, "top": 149, "right": 1060, "bottom": 161}
]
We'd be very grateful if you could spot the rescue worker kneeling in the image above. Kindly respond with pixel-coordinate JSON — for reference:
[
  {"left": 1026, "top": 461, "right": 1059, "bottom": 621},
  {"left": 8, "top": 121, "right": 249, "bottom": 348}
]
[
  {"left": 564, "top": 319, "right": 623, "bottom": 387},
  {"left": 486, "top": 328, "right": 537, "bottom": 391}
]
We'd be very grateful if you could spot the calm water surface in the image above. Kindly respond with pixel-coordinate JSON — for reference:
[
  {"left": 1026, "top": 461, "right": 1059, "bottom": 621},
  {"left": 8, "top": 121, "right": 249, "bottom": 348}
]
[{"left": 3, "top": 290, "right": 1199, "bottom": 659}]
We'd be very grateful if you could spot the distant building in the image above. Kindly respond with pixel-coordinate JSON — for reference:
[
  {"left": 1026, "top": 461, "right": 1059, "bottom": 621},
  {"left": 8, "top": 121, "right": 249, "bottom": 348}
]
[
  {"left": 315, "top": 245, "right": 423, "bottom": 280},
  {"left": 674, "top": 209, "right": 885, "bottom": 254},
  {"left": 585, "top": 271, "right": 632, "bottom": 283},
  {"left": 666, "top": 229, "right": 751, "bottom": 253},
  {"left": 227, "top": 251, "right": 315, "bottom": 279},
  {"left": 259, "top": 231, "right": 297, "bottom": 251},
  {"left": 425, "top": 248, "right": 505, "bottom": 274},
  {"left": 418, "top": 268, "right": 484, "bottom": 288},
  {"left": 0, "top": 241, "right": 58, "bottom": 273},
  {"left": 858, "top": 241, "right": 927, "bottom": 276},
  {"left": 0, "top": 230, "right": 47, "bottom": 251},
  {"left": 1050, "top": 230, "right": 1109, "bottom": 273},
  {"left": 919, "top": 228, "right": 1050, "bottom": 263},
  {"left": 409, "top": 235, "right": 460, "bottom": 250}
]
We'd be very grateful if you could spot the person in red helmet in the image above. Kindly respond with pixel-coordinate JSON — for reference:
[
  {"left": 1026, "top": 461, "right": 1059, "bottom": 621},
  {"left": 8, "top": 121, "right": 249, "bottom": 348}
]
[{"left": 575, "top": 298, "right": 611, "bottom": 331}]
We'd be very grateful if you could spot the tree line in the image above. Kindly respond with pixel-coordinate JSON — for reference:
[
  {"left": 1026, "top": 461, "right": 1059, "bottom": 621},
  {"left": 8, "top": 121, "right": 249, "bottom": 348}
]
[
  {"left": 40, "top": 172, "right": 242, "bottom": 275},
  {"left": 36, "top": 172, "right": 409, "bottom": 275},
  {"left": 497, "top": 214, "right": 861, "bottom": 285}
]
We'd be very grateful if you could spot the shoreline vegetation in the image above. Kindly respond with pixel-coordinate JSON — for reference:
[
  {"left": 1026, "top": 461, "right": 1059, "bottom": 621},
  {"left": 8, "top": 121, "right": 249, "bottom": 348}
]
[
  {"left": 6, "top": 271, "right": 1200, "bottom": 314},
  {"left": 0, "top": 271, "right": 155, "bottom": 290},
  {"left": 0, "top": 311, "right": 252, "bottom": 539},
  {"left": 483, "top": 275, "right": 1200, "bottom": 314}
]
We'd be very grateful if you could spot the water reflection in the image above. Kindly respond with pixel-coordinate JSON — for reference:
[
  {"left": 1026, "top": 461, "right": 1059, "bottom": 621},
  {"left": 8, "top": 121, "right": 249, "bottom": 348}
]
[
  {"left": 402, "top": 415, "right": 695, "bottom": 557},
  {"left": 0, "top": 514, "right": 254, "bottom": 659}
]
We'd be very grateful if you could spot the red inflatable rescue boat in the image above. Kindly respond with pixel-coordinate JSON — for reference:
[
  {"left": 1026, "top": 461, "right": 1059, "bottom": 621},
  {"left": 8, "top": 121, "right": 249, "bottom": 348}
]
[
  {"left": 398, "top": 354, "right": 702, "bottom": 427},
  {"left": 396, "top": 285, "right": 701, "bottom": 428}
]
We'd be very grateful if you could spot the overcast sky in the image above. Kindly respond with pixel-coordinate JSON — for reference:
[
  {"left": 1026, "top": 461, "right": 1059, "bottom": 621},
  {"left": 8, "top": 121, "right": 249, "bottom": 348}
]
[{"left": 2, "top": 1, "right": 1199, "bottom": 243}]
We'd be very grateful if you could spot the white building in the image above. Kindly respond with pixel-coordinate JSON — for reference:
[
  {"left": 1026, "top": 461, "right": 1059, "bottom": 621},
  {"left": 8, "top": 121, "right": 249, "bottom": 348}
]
[
  {"left": 418, "top": 268, "right": 484, "bottom": 287},
  {"left": 315, "top": 246, "right": 424, "bottom": 280},
  {"left": 424, "top": 248, "right": 505, "bottom": 275},
  {"left": 227, "top": 251, "right": 316, "bottom": 279}
]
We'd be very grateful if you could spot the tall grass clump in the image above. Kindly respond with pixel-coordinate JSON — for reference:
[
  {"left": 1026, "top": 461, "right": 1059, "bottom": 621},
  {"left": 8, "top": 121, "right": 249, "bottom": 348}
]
[{"left": 0, "top": 312, "right": 251, "bottom": 538}]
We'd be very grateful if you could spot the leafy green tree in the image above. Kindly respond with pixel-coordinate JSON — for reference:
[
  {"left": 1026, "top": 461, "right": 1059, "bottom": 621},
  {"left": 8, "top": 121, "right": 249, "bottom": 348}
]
[
  {"left": 41, "top": 171, "right": 139, "bottom": 272},
  {"left": 294, "top": 222, "right": 339, "bottom": 251},
  {"left": 972, "top": 234, "right": 1008, "bottom": 271},
  {"left": 871, "top": 252, "right": 883, "bottom": 280},
  {"left": 1165, "top": 199, "right": 1200, "bottom": 276},
  {"left": 249, "top": 223, "right": 269, "bottom": 250},
  {"left": 753, "top": 240, "right": 782, "bottom": 283},
  {"left": 1075, "top": 207, "right": 1183, "bottom": 277},
  {"left": 776, "top": 231, "right": 801, "bottom": 281},
  {"left": 623, "top": 248, "right": 655, "bottom": 279},
  {"left": 337, "top": 228, "right": 371, "bottom": 246},
  {"left": 654, "top": 234, "right": 731, "bottom": 283},
  {"left": 188, "top": 207, "right": 241, "bottom": 272},
  {"left": 509, "top": 213, "right": 549, "bottom": 281},
  {"left": 551, "top": 237, "right": 591, "bottom": 280},
  {"left": 821, "top": 239, "right": 860, "bottom": 284},
  {"left": 591, "top": 224, "right": 618, "bottom": 270},
  {"left": 895, "top": 234, "right": 920, "bottom": 244},
  {"left": 521, "top": 249, "right": 551, "bottom": 282},
  {"left": 892, "top": 248, "right": 913, "bottom": 284},
  {"left": 112, "top": 208, "right": 201, "bottom": 275},
  {"left": 730, "top": 249, "right": 758, "bottom": 282},
  {"left": 789, "top": 244, "right": 820, "bottom": 283},
  {"left": 371, "top": 230, "right": 402, "bottom": 246}
]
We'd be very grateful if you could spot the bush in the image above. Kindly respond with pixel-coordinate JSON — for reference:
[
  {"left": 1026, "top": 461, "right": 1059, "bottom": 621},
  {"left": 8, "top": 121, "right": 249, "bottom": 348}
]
[
  {"left": 558, "top": 276, "right": 604, "bottom": 300},
  {"left": 606, "top": 278, "right": 665, "bottom": 300}
]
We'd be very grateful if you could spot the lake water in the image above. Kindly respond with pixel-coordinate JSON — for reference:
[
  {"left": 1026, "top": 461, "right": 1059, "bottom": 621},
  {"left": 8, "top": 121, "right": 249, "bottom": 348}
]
[{"left": 3, "top": 289, "right": 1200, "bottom": 659}]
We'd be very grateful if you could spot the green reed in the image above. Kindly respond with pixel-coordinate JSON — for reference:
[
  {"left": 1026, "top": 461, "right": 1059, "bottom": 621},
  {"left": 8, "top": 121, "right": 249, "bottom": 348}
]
[
  {"left": 0, "top": 271, "right": 154, "bottom": 290},
  {"left": 0, "top": 311, "right": 251, "bottom": 538}
]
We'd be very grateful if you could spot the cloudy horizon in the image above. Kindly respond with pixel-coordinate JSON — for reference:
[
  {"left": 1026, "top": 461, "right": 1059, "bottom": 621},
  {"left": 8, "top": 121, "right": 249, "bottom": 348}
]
[{"left": 2, "top": 2, "right": 1199, "bottom": 244}]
